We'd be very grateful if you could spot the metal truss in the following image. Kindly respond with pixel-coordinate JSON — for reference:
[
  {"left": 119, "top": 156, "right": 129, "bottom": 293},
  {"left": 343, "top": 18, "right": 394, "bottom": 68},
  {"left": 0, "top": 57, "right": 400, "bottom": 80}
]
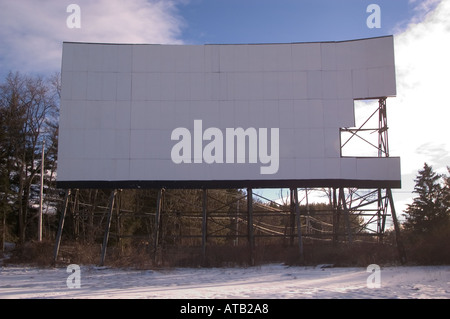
[{"left": 338, "top": 97, "right": 405, "bottom": 262}]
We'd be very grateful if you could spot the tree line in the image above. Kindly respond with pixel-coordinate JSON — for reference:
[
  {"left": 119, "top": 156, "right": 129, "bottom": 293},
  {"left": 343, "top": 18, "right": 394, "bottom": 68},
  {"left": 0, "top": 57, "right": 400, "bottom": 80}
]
[
  {"left": 401, "top": 163, "right": 450, "bottom": 263},
  {"left": 1, "top": 72, "right": 59, "bottom": 245},
  {"left": 1, "top": 72, "right": 449, "bottom": 264}
]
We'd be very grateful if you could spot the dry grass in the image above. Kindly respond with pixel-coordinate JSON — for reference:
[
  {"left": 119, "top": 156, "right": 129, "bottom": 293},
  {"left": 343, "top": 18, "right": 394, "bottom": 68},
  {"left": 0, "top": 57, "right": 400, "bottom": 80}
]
[
  {"left": 3, "top": 239, "right": 408, "bottom": 269},
  {"left": 5, "top": 240, "right": 54, "bottom": 267}
]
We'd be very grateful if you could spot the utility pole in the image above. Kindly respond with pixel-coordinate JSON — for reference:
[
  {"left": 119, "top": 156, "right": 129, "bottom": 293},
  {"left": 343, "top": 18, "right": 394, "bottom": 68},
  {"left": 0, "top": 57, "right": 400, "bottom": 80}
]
[{"left": 38, "top": 140, "right": 45, "bottom": 242}]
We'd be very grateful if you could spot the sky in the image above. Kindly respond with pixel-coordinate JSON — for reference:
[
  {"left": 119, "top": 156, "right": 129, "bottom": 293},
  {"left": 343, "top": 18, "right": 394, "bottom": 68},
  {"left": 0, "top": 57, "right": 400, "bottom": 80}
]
[{"left": 0, "top": 0, "right": 449, "bottom": 218}]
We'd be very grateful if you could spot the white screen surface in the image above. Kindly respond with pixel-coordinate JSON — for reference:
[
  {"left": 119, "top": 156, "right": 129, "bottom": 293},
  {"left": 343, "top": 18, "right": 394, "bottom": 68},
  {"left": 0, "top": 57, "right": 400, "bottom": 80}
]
[{"left": 58, "top": 36, "right": 400, "bottom": 189}]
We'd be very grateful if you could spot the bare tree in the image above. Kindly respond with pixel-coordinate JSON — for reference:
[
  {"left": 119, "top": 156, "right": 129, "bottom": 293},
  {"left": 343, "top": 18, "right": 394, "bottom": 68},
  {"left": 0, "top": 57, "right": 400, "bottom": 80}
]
[{"left": 0, "top": 72, "right": 59, "bottom": 243}]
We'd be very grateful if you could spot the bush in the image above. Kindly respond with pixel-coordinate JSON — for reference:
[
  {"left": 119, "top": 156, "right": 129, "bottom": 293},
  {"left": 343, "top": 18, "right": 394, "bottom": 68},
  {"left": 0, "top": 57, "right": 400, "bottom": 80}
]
[
  {"left": 6, "top": 240, "right": 54, "bottom": 267},
  {"left": 403, "top": 220, "right": 450, "bottom": 264}
]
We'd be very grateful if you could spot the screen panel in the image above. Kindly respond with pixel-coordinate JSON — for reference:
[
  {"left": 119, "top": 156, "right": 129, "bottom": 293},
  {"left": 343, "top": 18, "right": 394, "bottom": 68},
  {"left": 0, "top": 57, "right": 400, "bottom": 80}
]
[{"left": 57, "top": 36, "right": 400, "bottom": 189}]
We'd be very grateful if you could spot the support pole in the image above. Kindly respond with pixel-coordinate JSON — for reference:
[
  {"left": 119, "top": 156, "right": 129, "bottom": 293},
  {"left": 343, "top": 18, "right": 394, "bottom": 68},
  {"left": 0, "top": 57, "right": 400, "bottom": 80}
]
[
  {"left": 377, "top": 188, "right": 383, "bottom": 242},
  {"left": 88, "top": 189, "right": 98, "bottom": 242},
  {"left": 99, "top": 189, "right": 117, "bottom": 267},
  {"left": 235, "top": 198, "right": 239, "bottom": 246},
  {"left": 1, "top": 205, "right": 5, "bottom": 253},
  {"left": 289, "top": 190, "right": 295, "bottom": 246},
  {"left": 305, "top": 188, "right": 311, "bottom": 234},
  {"left": 202, "top": 188, "right": 208, "bottom": 265},
  {"left": 332, "top": 187, "right": 339, "bottom": 244},
  {"left": 340, "top": 188, "right": 353, "bottom": 243},
  {"left": 378, "top": 98, "right": 389, "bottom": 157},
  {"left": 387, "top": 188, "right": 407, "bottom": 264},
  {"left": 247, "top": 188, "right": 254, "bottom": 266},
  {"left": 153, "top": 189, "right": 163, "bottom": 263},
  {"left": 72, "top": 189, "right": 80, "bottom": 239},
  {"left": 116, "top": 191, "right": 122, "bottom": 252},
  {"left": 38, "top": 140, "right": 44, "bottom": 242},
  {"left": 53, "top": 189, "right": 71, "bottom": 263},
  {"left": 292, "top": 188, "right": 304, "bottom": 263},
  {"left": 377, "top": 188, "right": 389, "bottom": 243}
]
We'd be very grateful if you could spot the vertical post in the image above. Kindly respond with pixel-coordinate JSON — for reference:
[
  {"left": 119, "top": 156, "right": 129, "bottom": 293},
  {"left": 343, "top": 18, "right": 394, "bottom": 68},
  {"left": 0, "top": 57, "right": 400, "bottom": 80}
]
[
  {"left": 340, "top": 188, "right": 353, "bottom": 243},
  {"left": 247, "top": 188, "right": 254, "bottom": 266},
  {"left": 376, "top": 188, "right": 389, "bottom": 243},
  {"left": 99, "top": 189, "right": 117, "bottom": 267},
  {"left": 116, "top": 190, "right": 122, "bottom": 252},
  {"left": 38, "top": 140, "right": 45, "bottom": 242},
  {"left": 154, "top": 189, "right": 163, "bottom": 260},
  {"left": 381, "top": 193, "right": 388, "bottom": 236},
  {"left": 88, "top": 189, "right": 98, "bottom": 243},
  {"left": 332, "top": 187, "right": 339, "bottom": 244},
  {"left": 72, "top": 189, "right": 79, "bottom": 239},
  {"left": 289, "top": 189, "right": 295, "bottom": 246},
  {"left": 293, "top": 188, "right": 304, "bottom": 263},
  {"left": 235, "top": 198, "right": 239, "bottom": 246},
  {"left": 377, "top": 188, "right": 383, "bottom": 243},
  {"left": 378, "top": 98, "right": 389, "bottom": 157},
  {"left": 1, "top": 206, "right": 5, "bottom": 252},
  {"left": 53, "top": 189, "right": 71, "bottom": 263},
  {"left": 305, "top": 188, "right": 311, "bottom": 234},
  {"left": 387, "top": 188, "right": 407, "bottom": 264},
  {"left": 202, "top": 188, "right": 208, "bottom": 265}
]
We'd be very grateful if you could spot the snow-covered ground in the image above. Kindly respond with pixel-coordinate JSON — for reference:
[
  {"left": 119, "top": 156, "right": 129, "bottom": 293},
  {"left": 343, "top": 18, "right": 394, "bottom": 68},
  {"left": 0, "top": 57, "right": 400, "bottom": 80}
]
[{"left": 0, "top": 264, "right": 449, "bottom": 299}]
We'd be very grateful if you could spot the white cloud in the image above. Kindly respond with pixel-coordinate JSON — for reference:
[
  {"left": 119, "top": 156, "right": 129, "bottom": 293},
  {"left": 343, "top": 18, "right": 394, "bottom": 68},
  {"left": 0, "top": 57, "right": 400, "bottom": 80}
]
[
  {"left": 408, "top": 0, "right": 442, "bottom": 23},
  {"left": 379, "top": 0, "right": 450, "bottom": 211},
  {"left": 389, "top": 0, "right": 450, "bottom": 177},
  {"left": 335, "top": 0, "right": 450, "bottom": 213},
  {"left": 0, "top": 0, "right": 185, "bottom": 75}
]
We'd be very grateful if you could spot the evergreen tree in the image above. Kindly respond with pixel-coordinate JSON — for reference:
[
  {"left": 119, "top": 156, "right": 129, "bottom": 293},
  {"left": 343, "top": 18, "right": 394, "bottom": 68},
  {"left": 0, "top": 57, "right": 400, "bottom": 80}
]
[
  {"left": 443, "top": 167, "right": 450, "bottom": 214},
  {"left": 403, "top": 163, "right": 448, "bottom": 235}
]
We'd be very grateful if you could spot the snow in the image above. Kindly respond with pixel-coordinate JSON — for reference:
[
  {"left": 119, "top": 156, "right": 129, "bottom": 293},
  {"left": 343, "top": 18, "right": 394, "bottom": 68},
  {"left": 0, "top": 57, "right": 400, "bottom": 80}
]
[{"left": 0, "top": 264, "right": 449, "bottom": 299}]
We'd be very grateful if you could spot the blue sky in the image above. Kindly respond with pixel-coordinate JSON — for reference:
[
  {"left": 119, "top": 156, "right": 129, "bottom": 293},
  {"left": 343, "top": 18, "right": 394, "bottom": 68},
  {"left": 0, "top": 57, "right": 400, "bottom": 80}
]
[
  {"left": 0, "top": 0, "right": 448, "bottom": 217},
  {"left": 0, "top": 0, "right": 441, "bottom": 76},
  {"left": 0, "top": 0, "right": 440, "bottom": 76},
  {"left": 178, "top": 0, "right": 414, "bottom": 44}
]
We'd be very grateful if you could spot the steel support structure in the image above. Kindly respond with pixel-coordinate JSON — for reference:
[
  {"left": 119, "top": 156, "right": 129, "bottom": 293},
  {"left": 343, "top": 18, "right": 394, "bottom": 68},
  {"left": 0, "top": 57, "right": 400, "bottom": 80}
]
[
  {"left": 54, "top": 189, "right": 121, "bottom": 266},
  {"left": 52, "top": 100, "right": 405, "bottom": 265},
  {"left": 338, "top": 97, "right": 406, "bottom": 263},
  {"left": 53, "top": 189, "right": 72, "bottom": 263},
  {"left": 99, "top": 189, "right": 118, "bottom": 266},
  {"left": 247, "top": 188, "right": 255, "bottom": 266},
  {"left": 202, "top": 188, "right": 208, "bottom": 265},
  {"left": 292, "top": 188, "right": 304, "bottom": 263},
  {"left": 153, "top": 188, "right": 163, "bottom": 264}
]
